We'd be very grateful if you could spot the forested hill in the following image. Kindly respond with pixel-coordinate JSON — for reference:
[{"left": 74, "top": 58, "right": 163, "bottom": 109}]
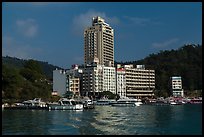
[
  {"left": 2, "top": 56, "right": 62, "bottom": 79},
  {"left": 115, "top": 44, "right": 202, "bottom": 96}
]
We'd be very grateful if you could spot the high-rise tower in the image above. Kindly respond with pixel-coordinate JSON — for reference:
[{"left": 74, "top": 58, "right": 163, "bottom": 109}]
[{"left": 84, "top": 16, "right": 114, "bottom": 67}]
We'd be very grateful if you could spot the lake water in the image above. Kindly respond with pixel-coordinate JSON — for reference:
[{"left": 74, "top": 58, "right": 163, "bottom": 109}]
[{"left": 2, "top": 104, "right": 202, "bottom": 135}]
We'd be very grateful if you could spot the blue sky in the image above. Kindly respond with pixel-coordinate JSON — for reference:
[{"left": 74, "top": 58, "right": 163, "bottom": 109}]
[{"left": 2, "top": 2, "right": 202, "bottom": 68}]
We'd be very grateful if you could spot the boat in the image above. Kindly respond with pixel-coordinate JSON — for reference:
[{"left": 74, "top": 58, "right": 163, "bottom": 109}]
[
  {"left": 189, "top": 97, "right": 202, "bottom": 104},
  {"left": 169, "top": 100, "right": 182, "bottom": 105},
  {"left": 94, "top": 99, "right": 117, "bottom": 105},
  {"left": 47, "top": 98, "right": 83, "bottom": 110},
  {"left": 12, "top": 98, "right": 48, "bottom": 109},
  {"left": 169, "top": 102, "right": 180, "bottom": 105},
  {"left": 83, "top": 99, "right": 95, "bottom": 109},
  {"left": 110, "top": 97, "right": 143, "bottom": 107}
]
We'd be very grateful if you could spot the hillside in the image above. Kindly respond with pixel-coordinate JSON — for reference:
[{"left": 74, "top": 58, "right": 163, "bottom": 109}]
[
  {"left": 115, "top": 44, "right": 202, "bottom": 96},
  {"left": 2, "top": 56, "right": 62, "bottom": 79}
]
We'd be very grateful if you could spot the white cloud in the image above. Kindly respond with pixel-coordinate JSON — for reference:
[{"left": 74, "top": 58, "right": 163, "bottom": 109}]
[
  {"left": 74, "top": 56, "right": 84, "bottom": 63},
  {"left": 30, "top": 2, "right": 50, "bottom": 6},
  {"left": 29, "top": 2, "right": 73, "bottom": 6},
  {"left": 16, "top": 18, "right": 38, "bottom": 37},
  {"left": 124, "top": 16, "right": 151, "bottom": 26},
  {"left": 2, "top": 36, "right": 42, "bottom": 59},
  {"left": 72, "top": 9, "right": 120, "bottom": 36},
  {"left": 152, "top": 38, "right": 179, "bottom": 49},
  {"left": 123, "top": 16, "right": 162, "bottom": 26}
]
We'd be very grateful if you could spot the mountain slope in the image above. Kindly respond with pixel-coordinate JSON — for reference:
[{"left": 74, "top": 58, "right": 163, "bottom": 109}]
[{"left": 2, "top": 56, "right": 62, "bottom": 79}]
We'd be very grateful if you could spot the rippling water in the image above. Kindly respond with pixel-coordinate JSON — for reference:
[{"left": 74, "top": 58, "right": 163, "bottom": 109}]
[{"left": 2, "top": 104, "right": 202, "bottom": 135}]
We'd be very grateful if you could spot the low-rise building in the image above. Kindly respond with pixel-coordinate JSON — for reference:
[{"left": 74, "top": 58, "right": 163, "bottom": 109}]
[
  {"left": 116, "top": 66, "right": 126, "bottom": 97},
  {"left": 52, "top": 65, "right": 82, "bottom": 97},
  {"left": 82, "top": 63, "right": 103, "bottom": 96},
  {"left": 122, "top": 64, "right": 155, "bottom": 98},
  {"left": 52, "top": 69, "right": 67, "bottom": 96},
  {"left": 170, "top": 76, "right": 184, "bottom": 97},
  {"left": 103, "top": 66, "right": 116, "bottom": 94},
  {"left": 82, "top": 61, "right": 116, "bottom": 97}
]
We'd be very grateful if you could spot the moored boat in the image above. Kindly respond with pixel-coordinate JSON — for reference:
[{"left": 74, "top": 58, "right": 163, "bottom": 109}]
[
  {"left": 189, "top": 97, "right": 202, "bottom": 104},
  {"left": 94, "top": 99, "right": 116, "bottom": 105},
  {"left": 22, "top": 98, "right": 47, "bottom": 109},
  {"left": 83, "top": 99, "right": 95, "bottom": 109},
  {"left": 47, "top": 98, "right": 83, "bottom": 110},
  {"left": 110, "top": 97, "right": 143, "bottom": 107},
  {"left": 5, "top": 98, "right": 48, "bottom": 109}
]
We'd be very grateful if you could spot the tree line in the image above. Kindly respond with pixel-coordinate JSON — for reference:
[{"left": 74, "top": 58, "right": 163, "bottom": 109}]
[{"left": 2, "top": 59, "right": 59, "bottom": 104}]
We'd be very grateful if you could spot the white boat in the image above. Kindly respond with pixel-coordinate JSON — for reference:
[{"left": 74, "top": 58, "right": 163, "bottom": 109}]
[
  {"left": 110, "top": 97, "right": 143, "bottom": 107},
  {"left": 47, "top": 98, "right": 83, "bottom": 110},
  {"left": 169, "top": 100, "right": 182, "bottom": 105},
  {"left": 83, "top": 99, "right": 95, "bottom": 109},
  {"left": 20, "top": 98, "right": 47, "bottom": 109},
  {"left": 95, "top": 99, "right": 117, "bottom": 105}
]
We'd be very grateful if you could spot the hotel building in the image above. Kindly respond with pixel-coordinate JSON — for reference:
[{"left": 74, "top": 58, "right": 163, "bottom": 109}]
[
  {"left": 122, "top": 64, "right": 155, "bottom": 98},
  {"left": 84, "top": 16, "right": 114, "bottom": 67}
]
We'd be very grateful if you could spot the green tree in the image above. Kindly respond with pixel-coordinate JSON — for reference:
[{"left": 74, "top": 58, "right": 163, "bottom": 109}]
[
  {"left": 24, "top": 59, "right": 43, "bottom": 74},
  {"left": 2, "top": 64, "right": 24, "bottom": 100}
]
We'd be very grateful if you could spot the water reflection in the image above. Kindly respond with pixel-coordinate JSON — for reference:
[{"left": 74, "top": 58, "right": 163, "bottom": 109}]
[
  {"left": 2, "top": 109, "right": 53, "bottom": 135},
  {"left": 2, "top": 104, "right": 202, "bottom": 135}
]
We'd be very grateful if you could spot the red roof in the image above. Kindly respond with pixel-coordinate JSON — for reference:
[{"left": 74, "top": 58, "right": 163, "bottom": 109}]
[{"left": 117, "top": 68, "right": 125, "bottom": 71}]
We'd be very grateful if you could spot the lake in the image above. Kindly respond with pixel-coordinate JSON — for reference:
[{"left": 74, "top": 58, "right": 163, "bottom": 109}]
[{"left": 2, "top": 104, "right": 202, "bottom": 135}]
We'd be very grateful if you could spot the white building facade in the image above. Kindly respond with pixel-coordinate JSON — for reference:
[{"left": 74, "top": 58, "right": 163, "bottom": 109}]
[
  {"left": 82, "top": 64, "right": 116, "bottom": 96},
  {"left": 103, "top": 66, "right": 116, "bottom": 94},
  {"left": 82, "top": 64, "right": 103, "bottom": 96},
  {"left": 116, "top": 67, "right": 126, "bottom": 97},
  {"left": 123, "top": 64, "right": 155, "bottom": 98},
  {"left": 171, "top": 76, "right": 184, "bottom": 97}
]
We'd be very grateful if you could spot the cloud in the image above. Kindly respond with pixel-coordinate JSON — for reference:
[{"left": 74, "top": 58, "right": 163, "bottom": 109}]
[
  {"left": 29, "top": 2, "right": 73, "bottom": 6},
  {"left": 73, "top": 56, "right": 84, "bottom": 64},
  {"left": 2, "top": 36, "right": 42, "bottom": 59},
  {"left": 72, "top": 9, "right": 120, "bottom": 36},
  {"left": 30, "top": 2, "right": 50, "bottom": 6},
  {"left": 152, "top": 38, "right": 179, "bottom": 49},
  {"left": 123, "top": 16, "right": 151, "bottom": 26},
  {"left": 16, "top": 18, "right": 38, "bottom": 37},
  {"left": 123, "top": 16, "right": 162, "bottom": 26}
]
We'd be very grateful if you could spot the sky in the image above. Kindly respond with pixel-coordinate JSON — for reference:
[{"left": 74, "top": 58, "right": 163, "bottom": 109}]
[{"left": 2, "top": 2, "right": 202, "bottom": 69}]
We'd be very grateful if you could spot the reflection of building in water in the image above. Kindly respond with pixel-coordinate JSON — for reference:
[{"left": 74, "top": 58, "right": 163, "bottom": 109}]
[{"left": 90, "top": 106, "right": 122, "bottom": 133}]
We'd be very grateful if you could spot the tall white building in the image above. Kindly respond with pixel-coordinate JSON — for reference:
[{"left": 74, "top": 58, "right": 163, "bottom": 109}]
[
  {"left": 84, "top": 16, "right": 114, "bottom": 67},
  {"left": 171, "top": 76, "right": 184, "bottom": 97}
]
